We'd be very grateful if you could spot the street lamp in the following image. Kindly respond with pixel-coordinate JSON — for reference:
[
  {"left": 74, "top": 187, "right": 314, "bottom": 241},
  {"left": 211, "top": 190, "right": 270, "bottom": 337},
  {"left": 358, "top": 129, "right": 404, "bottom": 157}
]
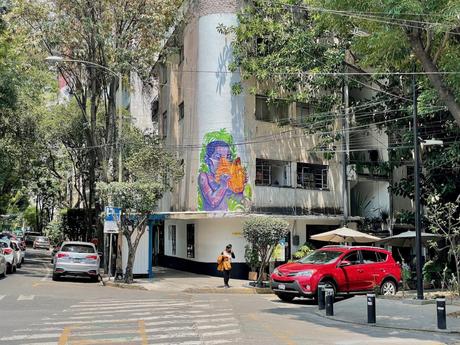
[
  {"left": 412, "top": 73, "right": 443, "bottom": 300},
  {"left": 45, "top": 55, "right": 123, "bottom": 183}
]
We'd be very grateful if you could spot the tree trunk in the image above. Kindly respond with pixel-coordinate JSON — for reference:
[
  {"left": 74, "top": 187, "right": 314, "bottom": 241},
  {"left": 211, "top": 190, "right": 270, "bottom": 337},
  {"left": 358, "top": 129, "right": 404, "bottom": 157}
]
[{"left": 407, "top": 28, "right": 460, "bottom": 127}]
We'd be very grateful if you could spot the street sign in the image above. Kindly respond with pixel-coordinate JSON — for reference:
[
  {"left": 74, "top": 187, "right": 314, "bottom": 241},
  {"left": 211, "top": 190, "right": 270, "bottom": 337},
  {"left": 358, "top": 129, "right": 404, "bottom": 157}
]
[{"left": 104, "top": 207, "right": 121, "bottom": 234}]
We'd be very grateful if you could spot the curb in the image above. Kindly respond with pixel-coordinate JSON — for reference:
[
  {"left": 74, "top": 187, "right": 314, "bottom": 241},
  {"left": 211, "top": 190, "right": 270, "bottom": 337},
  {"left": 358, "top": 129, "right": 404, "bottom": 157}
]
[
  {"left": 183, "top": 287, "right": 273, "bottom": 294},
  {"left": 313, "top": 310, "right": 460, "bottom": 334},
  {"left": 103, "top": 280, "right": 273, "bottom": 294},
  {"left": 104, "top": 280, "right": 148, "bottom": 291}
]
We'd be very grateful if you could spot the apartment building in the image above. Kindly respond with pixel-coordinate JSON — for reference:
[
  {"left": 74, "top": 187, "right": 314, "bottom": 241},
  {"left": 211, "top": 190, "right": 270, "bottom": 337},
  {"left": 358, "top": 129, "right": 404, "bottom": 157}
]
[{"left": 140, "top": 0, "right": 354, "bottom": 279}]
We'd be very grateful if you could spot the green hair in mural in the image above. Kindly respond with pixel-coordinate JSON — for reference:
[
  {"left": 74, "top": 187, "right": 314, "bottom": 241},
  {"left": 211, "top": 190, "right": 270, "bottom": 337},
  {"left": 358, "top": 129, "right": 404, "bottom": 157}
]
[{"left": 197, "top": 129, "right": 251, "bottom": 212}]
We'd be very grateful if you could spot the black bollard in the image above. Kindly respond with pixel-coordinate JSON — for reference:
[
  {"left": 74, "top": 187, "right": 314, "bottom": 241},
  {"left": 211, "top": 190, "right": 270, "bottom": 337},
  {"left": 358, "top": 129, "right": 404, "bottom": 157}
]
[
  {"left": 325, "top": 288, "right": 334, "bottom": 316},
  {"left": 367, "top": 293, "right": 376, "bottom": 324},
  {"left": 318, "top": 284, "right": 326, "bottom": 310},
  {"left": 436, "top": 297, "right": 446, "bottom": 330}
]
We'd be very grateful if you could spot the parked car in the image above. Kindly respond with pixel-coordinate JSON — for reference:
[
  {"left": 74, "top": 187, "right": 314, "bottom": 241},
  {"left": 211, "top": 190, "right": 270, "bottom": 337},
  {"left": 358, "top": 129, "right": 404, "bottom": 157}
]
[
  {"left": 33, "top": 236, "right": 50, "bottom": 250},
  {"left": 0, "top": 239, "right": 18, "bottom": 274},
  {"left": 53, "top": 241, "right": 100, "bottom": 282},
  {"left": 270, "top": 245, "right": 401, "bottom": 302},
  {"left": 24, "top": 232, "right": 42, "bottom": 246},
  {"left": 11, "top": 239, "right": 25, "bottom": 267},
  {"left": 0, "top": 250, "right": 6, "bottom": 278}
]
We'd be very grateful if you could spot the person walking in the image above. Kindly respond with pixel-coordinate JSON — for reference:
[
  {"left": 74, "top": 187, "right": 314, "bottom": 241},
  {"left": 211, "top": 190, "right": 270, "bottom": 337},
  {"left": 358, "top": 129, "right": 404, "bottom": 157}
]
[{"left": 217, "top": 244, "right": 235, "bottom": 288}]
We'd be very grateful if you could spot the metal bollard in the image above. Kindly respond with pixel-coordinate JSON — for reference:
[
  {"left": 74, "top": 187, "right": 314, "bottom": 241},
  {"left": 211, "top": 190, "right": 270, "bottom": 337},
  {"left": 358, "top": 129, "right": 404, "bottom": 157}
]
[
  {"left": 317, "top": 284, "right": 326, "bottom": 310},
  {"left": 367, "top": 293, "right": 376, "bottom": 324},
  {"left": 325, "top": 288, "right": 334, "bottom": 316},
  {"left": 436, "top": 297, "right": 446, "bottom": 330}
]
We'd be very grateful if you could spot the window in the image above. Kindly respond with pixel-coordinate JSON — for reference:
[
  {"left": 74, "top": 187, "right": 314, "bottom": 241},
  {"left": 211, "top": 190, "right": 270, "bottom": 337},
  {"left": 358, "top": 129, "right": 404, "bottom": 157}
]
[
  {"left": 179, "top": 45, "right": 184, "bottom": 64},
  {"left": 151, "top": 98, "right": 159, "bottom": 123},
  {"left": 162, "top": 111, "right": 168, "bottom": 138},
  {"left": 186, "top": 224, "right": 195, "bottom": 258},
  {"left": 255, "top": 95, "right": 289, "bottom": 123},
  {"left": 160, "top": 65, "right": 168, "bottom": 85},
  {"left": 255, "top": 159, "right": 291, "bottom": 187},
  {"left": 361, "top": 250, "right": 379, "bottom": 264},
  {"left": 168, "top": 225, "right": 176, "bottom": 256},
  {"left": 178, "top": 102, "right": 184, "bottom": 121},
  {"left": 297, "top": 162, "right": 328, "bottom": 190},
  {"left": 376, "top": 252, "right": 388, "bottom": 262},
  {"left": 343, "top": 251, "right": 361, "bottom": 265},
  {"left": 296, "top": 102, "right": 312, "bottom": 123}
]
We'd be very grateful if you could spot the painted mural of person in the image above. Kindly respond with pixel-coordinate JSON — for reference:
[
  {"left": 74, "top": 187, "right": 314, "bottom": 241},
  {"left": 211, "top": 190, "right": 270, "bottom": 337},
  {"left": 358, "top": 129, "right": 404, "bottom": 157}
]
[{"left": 198, "top": 140, "right": 246, "bottom": 211}]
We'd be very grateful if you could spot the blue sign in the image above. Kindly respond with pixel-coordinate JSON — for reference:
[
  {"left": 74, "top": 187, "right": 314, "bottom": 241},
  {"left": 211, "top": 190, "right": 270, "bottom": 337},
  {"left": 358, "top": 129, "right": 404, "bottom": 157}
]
[
  {"left": 104, "top": 207, "right": 121, "bottom": 234},
  {"left": 105, "top": 207, "right": 121, "bottom": 222}
]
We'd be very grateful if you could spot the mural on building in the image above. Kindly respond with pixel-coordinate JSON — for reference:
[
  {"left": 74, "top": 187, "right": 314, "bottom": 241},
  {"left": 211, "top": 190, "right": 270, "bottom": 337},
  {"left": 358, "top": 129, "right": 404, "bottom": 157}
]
[{"left": 198, "top": 129, "right": 252, "bottom": 211}]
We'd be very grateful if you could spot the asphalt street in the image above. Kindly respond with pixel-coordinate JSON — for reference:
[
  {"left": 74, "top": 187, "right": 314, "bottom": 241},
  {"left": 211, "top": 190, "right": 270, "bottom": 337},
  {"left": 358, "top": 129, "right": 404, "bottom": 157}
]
[{"left": 0, "top": 249, "right": 459, "bottom": 345}]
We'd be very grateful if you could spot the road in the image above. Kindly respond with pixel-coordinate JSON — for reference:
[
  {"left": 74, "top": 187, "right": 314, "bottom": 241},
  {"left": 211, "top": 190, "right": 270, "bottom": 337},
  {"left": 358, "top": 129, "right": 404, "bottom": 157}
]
[{"left": 0, "top": 249, "right": 459, "bottom": 345}]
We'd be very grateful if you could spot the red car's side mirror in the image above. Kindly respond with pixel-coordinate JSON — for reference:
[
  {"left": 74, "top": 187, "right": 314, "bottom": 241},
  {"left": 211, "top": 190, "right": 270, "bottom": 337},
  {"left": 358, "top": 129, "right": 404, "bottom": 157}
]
[{"left": 338, "top": 260, "right": 351, "bottom": 268}]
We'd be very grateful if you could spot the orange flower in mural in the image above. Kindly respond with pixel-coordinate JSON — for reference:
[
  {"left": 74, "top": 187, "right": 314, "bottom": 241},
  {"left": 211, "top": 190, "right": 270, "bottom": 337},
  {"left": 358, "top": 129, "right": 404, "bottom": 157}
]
[{"left": 215, "top": 157, "right": 246, "bottom": 193}]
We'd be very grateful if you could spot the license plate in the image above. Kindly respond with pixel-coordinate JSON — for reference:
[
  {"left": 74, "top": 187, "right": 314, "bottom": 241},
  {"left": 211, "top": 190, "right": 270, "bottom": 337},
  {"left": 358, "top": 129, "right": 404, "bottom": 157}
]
[
  {"left": 73, "top": 258, "right": 82, "bottom": 263},
  {"left": 278, "top": 284, "right": 285, "bottom": 290}
]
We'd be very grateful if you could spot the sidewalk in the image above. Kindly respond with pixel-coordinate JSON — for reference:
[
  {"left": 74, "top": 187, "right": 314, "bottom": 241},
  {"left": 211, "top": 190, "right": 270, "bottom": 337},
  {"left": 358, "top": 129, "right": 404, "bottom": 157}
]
[
  {"left": 103, "top": 266, "right": 271, "bottom": 294},
  {"left": 316, "top": 295, "right": 460, "bottom": 333}
]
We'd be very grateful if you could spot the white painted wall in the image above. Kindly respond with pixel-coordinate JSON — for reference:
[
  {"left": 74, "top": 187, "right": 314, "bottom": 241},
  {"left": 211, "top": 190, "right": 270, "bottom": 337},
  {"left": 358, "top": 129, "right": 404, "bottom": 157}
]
[{"left": 122, "top": 226, "right": 150, "bottom": 275}]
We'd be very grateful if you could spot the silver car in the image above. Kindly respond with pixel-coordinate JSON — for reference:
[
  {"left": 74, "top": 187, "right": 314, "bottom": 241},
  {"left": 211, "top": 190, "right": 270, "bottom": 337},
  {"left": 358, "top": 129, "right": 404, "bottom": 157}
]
[
  {"left": 53, "top": 241, "right": 100, "bottom": 282},
  {"left": 0, "top": 251, "right": 6, "bottom": 278}
]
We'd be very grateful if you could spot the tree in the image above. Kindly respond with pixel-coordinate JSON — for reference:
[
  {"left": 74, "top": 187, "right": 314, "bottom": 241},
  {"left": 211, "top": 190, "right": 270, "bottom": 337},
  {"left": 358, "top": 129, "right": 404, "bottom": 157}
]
[
  {"left": 12, "top": 0, "right": 181, "bottom": 228},
  {"left": 242, "top": 216, "right": 289, "bottom": 286},
  {"left": 306, "top": 0, "right": 460, "bottom": 127},
  {"left": 98, "top": 129, "right": 183, "bottom": 283},
  {"left": 426, "top": 195, "right": 460, "bottom": 295}
]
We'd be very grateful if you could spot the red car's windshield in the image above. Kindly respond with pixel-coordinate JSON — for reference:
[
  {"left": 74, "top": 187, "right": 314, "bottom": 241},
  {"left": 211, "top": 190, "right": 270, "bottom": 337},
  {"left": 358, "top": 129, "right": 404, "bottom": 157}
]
[{"left": 298, "top": 250, "right": 343, "bottom": 264}]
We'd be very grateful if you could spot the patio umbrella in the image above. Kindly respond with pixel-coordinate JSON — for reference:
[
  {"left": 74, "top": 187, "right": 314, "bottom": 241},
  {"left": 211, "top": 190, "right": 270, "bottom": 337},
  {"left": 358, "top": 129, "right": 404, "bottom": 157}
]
[
  {"left": 375, "top": 231, "right": 442, "bottom": 248},
  {"left": 310, "top": 226, "right": 381, "bottom": 244}
]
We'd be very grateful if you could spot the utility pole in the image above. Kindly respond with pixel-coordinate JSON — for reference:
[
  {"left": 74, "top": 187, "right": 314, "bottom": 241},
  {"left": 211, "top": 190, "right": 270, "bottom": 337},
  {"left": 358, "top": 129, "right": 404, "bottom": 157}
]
[
  {"left": 412, "top": 70, "right": 424, "bottom": 300},
  {"left": 342, "top": 62, "right": 350, "bottom": 224}
]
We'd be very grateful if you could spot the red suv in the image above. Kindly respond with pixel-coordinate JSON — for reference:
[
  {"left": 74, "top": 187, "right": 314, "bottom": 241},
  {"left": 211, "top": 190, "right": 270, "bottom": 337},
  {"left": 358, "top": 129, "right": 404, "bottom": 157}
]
[{"left": 271, "top": 246, "right": 401, "bottom": 302}]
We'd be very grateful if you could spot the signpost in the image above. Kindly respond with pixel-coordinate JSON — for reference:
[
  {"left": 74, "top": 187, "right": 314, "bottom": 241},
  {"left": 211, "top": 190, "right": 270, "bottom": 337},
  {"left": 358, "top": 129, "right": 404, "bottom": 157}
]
[{"left": 104, "top": 207, "right": 121, "bottom": 280}]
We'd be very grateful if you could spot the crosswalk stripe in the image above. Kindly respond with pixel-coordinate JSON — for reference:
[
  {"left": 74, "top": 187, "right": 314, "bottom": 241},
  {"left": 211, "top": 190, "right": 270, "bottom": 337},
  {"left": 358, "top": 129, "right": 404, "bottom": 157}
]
[
  {"left": 17, "top": 295, "right": 34, "bottom": 301},
  {"left": 39, "top": 312, "right": 234, "bottom": 326},
  {"left": 70, "top": 302, "right": 202, "bottom": 312},
  {"left": 74, "top": 307, "right": 225, "bottom": 315}
]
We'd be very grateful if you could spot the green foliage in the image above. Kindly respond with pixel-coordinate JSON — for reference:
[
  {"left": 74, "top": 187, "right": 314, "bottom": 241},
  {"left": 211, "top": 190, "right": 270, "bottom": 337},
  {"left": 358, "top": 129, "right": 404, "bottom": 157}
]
[
  {"left": 244, "top": 244, "right": 260, "bottom": 271},
  {"left": 426, "top": 195, "right": 460, "bottom": 294},
  {"left": 44, "top": 220, "right": 64, "bottom": 245},
  {"left": 243, "top": 216, "right": 289, "bottom": 285},
  {"left": 292, "top": 242, "right": 314, "bottom": 260}
]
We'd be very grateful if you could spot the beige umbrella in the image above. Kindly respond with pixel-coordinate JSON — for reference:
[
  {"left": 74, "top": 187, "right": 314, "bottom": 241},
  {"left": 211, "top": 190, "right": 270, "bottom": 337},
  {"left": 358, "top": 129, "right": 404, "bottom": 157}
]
[{"left": 310, "top": 226, "right": 381, "bottom": 244}]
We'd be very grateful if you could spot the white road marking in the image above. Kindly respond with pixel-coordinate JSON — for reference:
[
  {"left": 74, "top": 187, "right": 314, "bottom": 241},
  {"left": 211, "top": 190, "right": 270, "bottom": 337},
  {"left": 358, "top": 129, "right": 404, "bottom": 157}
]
[
  {"left": 38, "top": 312, "right": 234, "bottom": 325},
  {"left": 17, "top": 295, "right": 34, "bottom": 301},
  {"left": 0, "top": 295, "right": 5, "bottom": 301}
]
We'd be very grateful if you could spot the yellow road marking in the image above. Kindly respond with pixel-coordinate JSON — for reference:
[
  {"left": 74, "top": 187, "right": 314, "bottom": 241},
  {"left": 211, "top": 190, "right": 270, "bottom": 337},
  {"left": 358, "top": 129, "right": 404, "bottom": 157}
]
[
  {"left": 58, "top": 327, "right": 71, "bottom": 345},
  {"left": 138, "top": 320, "right": 148, "bottom": 345}
]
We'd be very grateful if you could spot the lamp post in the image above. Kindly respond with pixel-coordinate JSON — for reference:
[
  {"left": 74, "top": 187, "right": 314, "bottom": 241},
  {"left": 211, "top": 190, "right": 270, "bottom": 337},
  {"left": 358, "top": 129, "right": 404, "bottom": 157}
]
[
  {"left": 412, "top": 72, "right": 443, "bottom": 300},
  {"left": 45, "top": 56, "right": 124, "bottom": 278}
]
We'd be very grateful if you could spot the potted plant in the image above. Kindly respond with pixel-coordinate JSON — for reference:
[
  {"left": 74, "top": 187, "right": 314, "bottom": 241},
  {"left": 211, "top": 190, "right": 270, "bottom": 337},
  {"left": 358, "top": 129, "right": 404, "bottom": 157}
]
[{"left": 244, "top": 245, "right": 260, "bottom": 281}]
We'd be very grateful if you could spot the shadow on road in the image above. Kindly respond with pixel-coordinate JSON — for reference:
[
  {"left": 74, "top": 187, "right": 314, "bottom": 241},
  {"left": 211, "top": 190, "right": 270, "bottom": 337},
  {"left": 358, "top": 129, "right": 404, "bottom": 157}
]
[{"left": 262, "top": 296, "right": 456, "bottom": 343}]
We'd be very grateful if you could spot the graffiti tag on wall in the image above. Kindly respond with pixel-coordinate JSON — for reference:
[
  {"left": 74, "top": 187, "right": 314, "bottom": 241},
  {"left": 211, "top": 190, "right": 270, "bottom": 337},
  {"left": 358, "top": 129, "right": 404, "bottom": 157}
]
[{"left": 198, "top": 129, "right": 252, "bottom": 211}]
